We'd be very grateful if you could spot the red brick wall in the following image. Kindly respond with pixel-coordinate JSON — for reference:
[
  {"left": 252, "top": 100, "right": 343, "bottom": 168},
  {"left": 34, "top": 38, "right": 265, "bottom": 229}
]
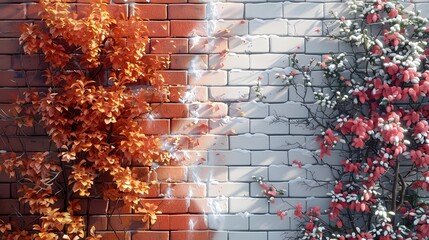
[{"left": 0, "top": 0, "right": 223, "bottom": 239}]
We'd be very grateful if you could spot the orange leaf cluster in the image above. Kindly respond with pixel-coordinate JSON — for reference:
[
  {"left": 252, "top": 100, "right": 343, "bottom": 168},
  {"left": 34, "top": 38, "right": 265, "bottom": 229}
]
[{"left": 1, "top": 0, "right": 174, "bottom": 238}]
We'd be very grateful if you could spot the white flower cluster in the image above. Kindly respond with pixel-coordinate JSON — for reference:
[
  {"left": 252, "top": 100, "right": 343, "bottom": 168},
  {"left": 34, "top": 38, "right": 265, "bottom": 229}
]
[{"left": 314, "top": 90, "right": 336, "bottom": 108}]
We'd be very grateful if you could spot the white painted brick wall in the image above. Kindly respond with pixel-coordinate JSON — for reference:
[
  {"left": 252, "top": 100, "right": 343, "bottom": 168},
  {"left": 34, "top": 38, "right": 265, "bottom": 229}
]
[{"left": 166, "top": 0, "right": 429, "bottom": 238}]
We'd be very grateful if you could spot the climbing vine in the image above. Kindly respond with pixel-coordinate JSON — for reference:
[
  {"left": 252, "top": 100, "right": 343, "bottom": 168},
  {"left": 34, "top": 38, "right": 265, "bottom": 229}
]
[{"left": 257, "top": 0, "right": 429, "bottom": 239}]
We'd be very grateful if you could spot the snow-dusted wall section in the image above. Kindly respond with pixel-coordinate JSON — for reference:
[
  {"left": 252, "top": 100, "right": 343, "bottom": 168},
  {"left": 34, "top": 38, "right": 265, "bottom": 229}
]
[{"left": 2, "top": 0, "right": 429, "bottom": 239}]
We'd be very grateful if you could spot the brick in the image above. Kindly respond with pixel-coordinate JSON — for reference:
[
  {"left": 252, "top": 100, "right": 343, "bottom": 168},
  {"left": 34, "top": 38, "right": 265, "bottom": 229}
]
[
  {"left": 171, "top": 230, "right": 228, "bottom": 240},
  {"left": 230, "top": 231, "right": 268, "bottom": 240},
  {"left": 270, "top": 36, "right": 305, "bottom": 53},
  {"left": 161, "top": 183, "right": 206, "bottom": 198},
  {"left": 160, "top": 70, "right": 187, "bottom": 85},
  {"left": 150, "top": 38, "right": 188, "bottom": 54},
  {"left": 188, "top": 166, "right": 228, "bottom": 182},
  {"left": 251, "top": 151, "right": 287, "bottom": 165},
  {"left": 88, "top": 215, "right": 108, "bottom": 231},
  {"left": 134, "top": 4, "right": 167, "bottom": 20},
  {"left": 189, "top": 102, "right": 228, "bottom": 118},
  {"left": 230, "top": 133, "right": 269, "bottom": 150},
  {"left": 0, "top": 55, "right": 12, "bottom": 69},
  {"left": 12, "top": 54, "right": 46, "bottom": 70},
  {"left": 250, "top": 54, "right": 289, "bottom": 69},
  {"left": 170, "top": 54, "right": 208, "bottom": 70},
  {"left": 143, "top": 199, "right": 188, "bottom": 214},
  {"left": 107, "top": 215, "right": 149, "bottom": 231},
  {"left": 269, "top": 102, "right": 308, "bottom": 118},
  {"left": 207, "top": 149, "right": 251, "bottom": 166},
  {"left": 306, "top": 37, "right": 339, "bottom": 53},
  {"left": 212, "top": 3, "right": 244, "bottom": 19},
  {"left": 209, "top": 117, "right": 249, "bottom": 134},
  {"left": 172, "top": 150, "right": 207, "bottom": 166},
  {"left": 156, "top": 166, "right": 187, "bottom": 182},
  {"left": 151, "top": 103, "right": 188, "bottom": 118},
  {"left": 229, "top": 198, "right": 268, "bottom": 213},
  {"left": 186, "top": 135, "right": 229, "bottom": 150},
  {"left": 229, "top": 167, "right": 268, "bottom": 182},
  {"left": 171, "top": 118, "right": 209, "bottom": 134},
  {"left": 0, "top": 171, "right": 15, "bottom": 182},
  {"left": 250, "top": 215, "right": 289, "bottom": 230},
  {"left": 208, "top": 86, "right": 250, "bottom": 101},
  {"left": 250, "top": 118, "right": 289, "bottom": 134},
  {"left": 146, "top": 21, "right": 170, "bottom": 37},
  {"left": 97, "top": 231, "right": 131, "bottom": 240},
  {"left": 169, "top": 214, "right": 208, "bottom": 230},
  {"left": 170, "top": 86, "right": 208, "bottom": 102},
  {"left": 148, "top": 215, "right": 169, "bottom": 230},
  {"left": 208, "top": 54, "right": 249, "bottom": 70},
  {"left": 0, "top": 184, "right": 10, "bottom": 198},
  {"left": 307, "top": 197, "right": 330, "bottom": 210},
  {"left": 268, "top": 165, "right": 306, "bottom": 181},
  {"left": 188, "top": 70, "right": 227, "bottom": 85},
  {"left": 8, "top": 215, "right": 38, "bottom": 231},
  {"left": 0, "top": 21, "right": 31, "bottom": 37},
  {"left": 171, "top": 20, "right": 208, "bottom": 37},
  {"left": 229, "top": 101, "right": 269, "bottom": 118},
  {"left": 249, "top": 19, "right": 287, "bottom": 35},
  {"left": 189, "top": 198, "right": 228, "bottom": 213},
  {"left": 229, "top": 36, "right": 269, "bottom": 53},
  {"left": 324, "top": 3, "right": 355, "bottom": 19},
  {"left": 87, "top": 199, "right": 131, "bottom": 215},
  {"left": 261, "top": 86, "right": 289, "bottom": 103},
  {"left": 288, "top": 85, "right": 316, "bottom": 102},
  {"left": 140, "top": 119, "right": 170, "bottom": 135},
  {"left": 189, "top": 37, "right": 228, "bottom": 54},
  {"left": 288, "top": 20, "right": 323, "bottom": 36},
  {"left": 0, "top": 4, "right": 25, "bottom": 19},
  {"left": 208, "top": 182, "right": 249, "bottom": 197},
  {"left": 210, "top": 20, "right": 248, "bottom": 36},
  {"left": 208, "top": 214, "right": 248, "bottom": 230},
  {"left": 283, "top": 2, "right": 324, "bottom": 19},
  {"left": 131, "top": 231, "right": 170, "bottom": 240},
  {"left": 245, "top": 3, "right": 282, "bottom": 19},
  {"left": 228, "top": 70, "right": 268, "bottom": 85},
  {"left": 169, "top": 4, "right": 206, "bottom": 19},
  {"left": 0, "top": 136, "right": 51, "bottom": 151}
]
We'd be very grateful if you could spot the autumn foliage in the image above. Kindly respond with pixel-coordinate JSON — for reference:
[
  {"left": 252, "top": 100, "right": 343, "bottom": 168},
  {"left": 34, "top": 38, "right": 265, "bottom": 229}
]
[{"left": 0, "top": 0, "right": 174, "bottom": 238}]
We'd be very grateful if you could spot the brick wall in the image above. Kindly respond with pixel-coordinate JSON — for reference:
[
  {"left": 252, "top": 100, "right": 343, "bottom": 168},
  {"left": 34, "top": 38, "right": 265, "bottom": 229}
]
[{"left": 1, "top": 0, "right": 429, "bottom": 239}]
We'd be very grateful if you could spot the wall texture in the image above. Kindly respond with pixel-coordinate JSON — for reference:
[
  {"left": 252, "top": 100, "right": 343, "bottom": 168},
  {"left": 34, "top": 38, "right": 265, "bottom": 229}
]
[{"left": 1, "top": 0, "right": 429, "bottom": 239}]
